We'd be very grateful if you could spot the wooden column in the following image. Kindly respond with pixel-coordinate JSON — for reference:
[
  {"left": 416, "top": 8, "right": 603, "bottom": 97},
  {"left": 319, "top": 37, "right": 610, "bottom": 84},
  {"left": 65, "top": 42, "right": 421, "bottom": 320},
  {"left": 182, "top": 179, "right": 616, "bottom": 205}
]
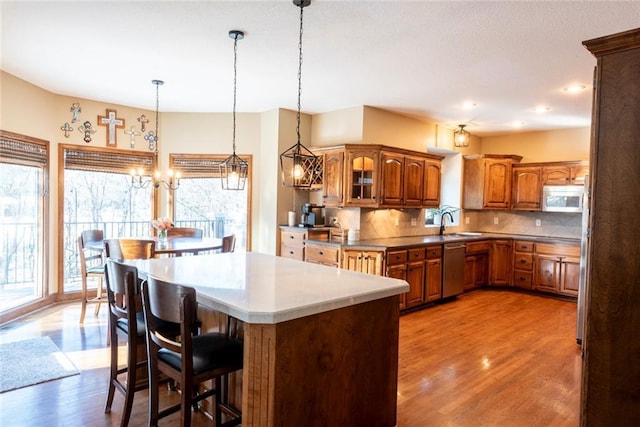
[
  {"left": 581, "top": 27, "right": 640, "bottom": 425},
  {"left": 242, "top": 296, "right": 401, "bottom": 427}
]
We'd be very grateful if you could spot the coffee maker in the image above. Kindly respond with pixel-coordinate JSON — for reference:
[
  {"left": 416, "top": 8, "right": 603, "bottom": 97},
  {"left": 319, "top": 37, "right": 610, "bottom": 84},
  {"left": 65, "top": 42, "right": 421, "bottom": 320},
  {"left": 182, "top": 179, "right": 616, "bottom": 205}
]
[{"left": 300, "top": 203, "right": 324, "bottom": 227}]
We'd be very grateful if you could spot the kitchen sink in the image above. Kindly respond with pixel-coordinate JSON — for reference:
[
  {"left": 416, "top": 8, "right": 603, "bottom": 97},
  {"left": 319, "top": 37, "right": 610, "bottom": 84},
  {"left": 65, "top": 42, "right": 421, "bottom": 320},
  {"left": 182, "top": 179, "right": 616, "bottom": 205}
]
[{"left": 442, "top": 232, "right": 483, "bottom": 238}]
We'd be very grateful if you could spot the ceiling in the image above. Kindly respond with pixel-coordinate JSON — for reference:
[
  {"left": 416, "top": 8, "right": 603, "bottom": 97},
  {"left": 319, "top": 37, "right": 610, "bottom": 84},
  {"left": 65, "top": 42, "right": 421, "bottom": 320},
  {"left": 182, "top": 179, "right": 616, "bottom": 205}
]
[{"left": 2, "top": 1, "right": 639, "bottom": 137}]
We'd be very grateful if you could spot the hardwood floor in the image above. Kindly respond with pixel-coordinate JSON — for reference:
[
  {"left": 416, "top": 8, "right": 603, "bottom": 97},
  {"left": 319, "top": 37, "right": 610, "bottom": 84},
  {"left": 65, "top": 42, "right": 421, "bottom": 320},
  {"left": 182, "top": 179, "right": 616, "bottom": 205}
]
[{"left": 0, "top": 290, "right": 581, "bottom": 426}]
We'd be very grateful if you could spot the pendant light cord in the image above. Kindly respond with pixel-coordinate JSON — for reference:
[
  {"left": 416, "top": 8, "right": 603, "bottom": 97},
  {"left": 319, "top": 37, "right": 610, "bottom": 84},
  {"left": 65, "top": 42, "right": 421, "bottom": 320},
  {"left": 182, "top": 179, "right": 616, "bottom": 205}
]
[
  {"left": 296, "top": 4, "right": 304, "bottom": 145},
  {"left": 232, "top": 34, "right": 238, "bottom": 155}
]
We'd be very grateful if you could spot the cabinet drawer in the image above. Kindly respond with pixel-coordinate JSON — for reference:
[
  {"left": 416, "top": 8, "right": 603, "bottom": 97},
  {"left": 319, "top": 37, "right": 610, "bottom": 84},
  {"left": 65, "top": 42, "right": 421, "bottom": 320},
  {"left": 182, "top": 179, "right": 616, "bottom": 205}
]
[
  {"left": 281, "top": 230, "right": 306, "bottom": 245},
  {"left": 280, "top": 244, "right": 304, "bottom": 260},
  {"left": 466, "top": 241, "right": 491, "bottom": 253},
  {"left": 408, "top": 248, "right": 426, "bottom": 262},
  {"left": 514, "top": 240, "right": 534, "bottom": 252},
  {"left": 514, "top": 253, "right": 533, "bottom": 271},
  {"left": 425, "top": 245, "right": 442, "bottom": 259},
  {"left": 305, "top": 245, "right": 340, "bottom": 266},
  {"left": 535, "top": 242, "right": 580, "bottom": 257},
  {"left": 387, "top": 250, "right": 408, "bottom": 265},
  {"left": 512, "top": 270, "right": 533, "bottom": 289}
]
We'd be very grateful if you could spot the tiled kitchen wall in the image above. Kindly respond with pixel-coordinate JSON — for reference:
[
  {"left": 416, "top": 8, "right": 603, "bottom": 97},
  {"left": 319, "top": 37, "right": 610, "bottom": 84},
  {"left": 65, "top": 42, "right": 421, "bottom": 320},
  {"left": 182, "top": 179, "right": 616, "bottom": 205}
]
[{"left": 463, "top": 210, "right": 582, "bottom": 239}]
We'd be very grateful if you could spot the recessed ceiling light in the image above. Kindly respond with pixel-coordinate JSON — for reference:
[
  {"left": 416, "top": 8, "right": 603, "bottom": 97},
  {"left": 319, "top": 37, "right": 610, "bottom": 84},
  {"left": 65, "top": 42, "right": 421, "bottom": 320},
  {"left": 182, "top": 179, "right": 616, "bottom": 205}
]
[
  {"left": 534, "top": 105, "right": 551, "bottom": 114},
  {"left": 511, "top": 120, "right": 526, "bottom": 128},
  {"left": 461, "top": 101, "right": 477, "bottom": 110},
  {"left": 563, "top": 84, "right": 587, "bottom": 93}
]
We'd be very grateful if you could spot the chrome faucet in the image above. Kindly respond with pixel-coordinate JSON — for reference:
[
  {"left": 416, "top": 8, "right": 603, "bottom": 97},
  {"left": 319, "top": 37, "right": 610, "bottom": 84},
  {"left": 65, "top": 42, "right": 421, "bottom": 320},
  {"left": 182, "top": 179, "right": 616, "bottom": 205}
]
[{"left": 439, "top": 211, "right": 454, "bottom": 236}]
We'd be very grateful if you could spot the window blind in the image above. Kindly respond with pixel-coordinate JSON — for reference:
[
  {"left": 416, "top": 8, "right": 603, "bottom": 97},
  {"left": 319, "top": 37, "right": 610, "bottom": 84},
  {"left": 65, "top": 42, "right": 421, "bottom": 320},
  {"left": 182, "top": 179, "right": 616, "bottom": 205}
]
[
  {"left": 0, "top": 131, "right": 48, "bottom": 166},
  {"left": 63, "top": 146, "right": 155, "bottom": 174}
]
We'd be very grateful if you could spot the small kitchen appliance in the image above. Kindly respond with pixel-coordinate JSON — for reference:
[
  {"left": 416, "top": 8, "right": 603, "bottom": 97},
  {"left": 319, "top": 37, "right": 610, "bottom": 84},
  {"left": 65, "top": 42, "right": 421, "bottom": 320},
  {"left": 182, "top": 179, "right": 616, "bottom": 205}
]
[{"left": 300, "top": 203, "right": 324, "bottom": 227}]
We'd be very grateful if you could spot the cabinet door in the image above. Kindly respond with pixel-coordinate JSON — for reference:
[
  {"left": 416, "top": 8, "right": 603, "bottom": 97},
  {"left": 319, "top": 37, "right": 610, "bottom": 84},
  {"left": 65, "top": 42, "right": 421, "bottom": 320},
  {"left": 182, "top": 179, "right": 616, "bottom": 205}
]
[
  {"left": 387, "top": 264, "right": 407, "bottom": 310},
  {"left": 464, "top": 255, "right": 477, "bottom": 291},
  {"left": 362, "top": 251, "right": 385, "bottom": 276},
  {"left": 570, "top": 164, "right": 589, "bottom": 185},
  {"left": 512, "top": 166, "right": 542, "bottom": 210},
  {"left": 322, "top": 150, "right": 344, "bottom": 207},
  {"left": 474, "top": 253, "right": 488, "bottom": 287},
  {"left": 542, "top": 166, "right": 571, "bottom": 185},
  {"left": 403, "top": 156, "right": 424, "bottom": 207},
  {"left": 425, "top": 258, "right": 442, "bottom": 302},
  {"left": 484, "top": 160, "right": 512, "bottom": 209},
  {"left": 345, "top": 150, "right": 379, "bottom": 207},
  {"left": 423, "top": 160, "right": 441, "bottom": 207},
  {"left": 559, "top": 256, "right": 580, "bottom": 296},
  {"left": 489, "top": 239, "right": 512, "bottom": 285},
  {"left": 533, "top": 254, "right": 559, "bottom": 292},
  {"left": 380, "top": 152, "right": 404, "bottom": 206},
  {"left": 405, "top": 261, "right": 425, "bottom": 308}
]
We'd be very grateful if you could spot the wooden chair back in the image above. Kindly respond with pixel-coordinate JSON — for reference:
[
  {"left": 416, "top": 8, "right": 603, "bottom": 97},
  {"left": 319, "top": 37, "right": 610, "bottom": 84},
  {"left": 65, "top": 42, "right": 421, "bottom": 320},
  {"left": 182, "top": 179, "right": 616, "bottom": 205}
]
[
  {"left": 222, "top": 234, "right": 236, "bottom": 253},
  {"left": 167, "top": 227, "right": 203, "bottom": 238},
  {"left": 78, "top": 229, "right": 104, "bottom": 275},
  {"left": 104, "top": 239, "right": 156, "bottom": 260},
  {"left": 104, "top": 259, "right": 141, "bottom": 322}
]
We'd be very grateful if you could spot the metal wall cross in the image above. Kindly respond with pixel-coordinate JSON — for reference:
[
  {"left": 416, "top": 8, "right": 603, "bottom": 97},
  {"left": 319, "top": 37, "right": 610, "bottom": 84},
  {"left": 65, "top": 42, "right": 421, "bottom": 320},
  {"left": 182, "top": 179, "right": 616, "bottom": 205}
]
[
  {"left": 97, "top": 109, "right": 125, "bottom": 147},
  {"left": 124, "top": 126, "right": 141, "bottom": 148}
]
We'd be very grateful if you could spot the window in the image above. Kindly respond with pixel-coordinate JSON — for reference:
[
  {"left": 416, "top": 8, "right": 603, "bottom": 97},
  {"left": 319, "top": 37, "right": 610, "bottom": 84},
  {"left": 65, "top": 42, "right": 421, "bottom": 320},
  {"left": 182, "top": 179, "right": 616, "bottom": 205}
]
[
  {"left": 0, "top": 131, "right": 48, "bottom": 315},
  {"left": 171, "top": 154, "right": 251, "bottom": 251},
  {"left": 60, "top": 145, "right": 155, "bottom": 292}
]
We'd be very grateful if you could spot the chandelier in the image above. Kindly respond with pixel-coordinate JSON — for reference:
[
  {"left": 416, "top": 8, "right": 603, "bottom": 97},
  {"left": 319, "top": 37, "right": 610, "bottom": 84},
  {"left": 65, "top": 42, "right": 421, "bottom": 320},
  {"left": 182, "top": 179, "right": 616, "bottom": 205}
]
[
  {"left": 220, "top": 30, "right": 248, "bottom": 191},
  {"left": 279, "top": 0, "right": 319, "bottom": 188},
  {"left": 130, "top": 80, "right": 180, "bottom": 190},
  {"left": 453, "top": 124, "right": 470, "bottom": 148}
]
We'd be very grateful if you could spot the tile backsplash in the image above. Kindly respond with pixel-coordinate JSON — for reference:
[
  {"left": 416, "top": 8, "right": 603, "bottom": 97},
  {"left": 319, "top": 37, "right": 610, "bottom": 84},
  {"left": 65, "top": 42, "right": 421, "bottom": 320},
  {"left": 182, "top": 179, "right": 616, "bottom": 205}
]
[{"left": 463, "top": 210, "right": 582, "bottom": 239}]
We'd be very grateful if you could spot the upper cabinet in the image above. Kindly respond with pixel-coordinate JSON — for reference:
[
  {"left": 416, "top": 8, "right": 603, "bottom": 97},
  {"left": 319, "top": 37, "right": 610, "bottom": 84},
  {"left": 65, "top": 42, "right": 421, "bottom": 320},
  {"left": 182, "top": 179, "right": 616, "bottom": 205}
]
[
  {"left": 512, "top": 165, "right": 542, "bottom": 211},
  {"left": 315, "top": 145, "right": 443, "bottom": 209},
  {"left": 463, "top": 155, "right": 523, "bottom": 210},
  {"left": 542, "top": 161, "right": 589, "bottom": 185}
]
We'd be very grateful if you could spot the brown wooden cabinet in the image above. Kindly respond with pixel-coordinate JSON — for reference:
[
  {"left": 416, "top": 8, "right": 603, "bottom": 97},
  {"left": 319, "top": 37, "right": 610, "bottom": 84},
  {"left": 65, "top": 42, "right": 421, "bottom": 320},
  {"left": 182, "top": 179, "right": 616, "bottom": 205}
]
[
  {"left": 533, "top": 242, "right": 580, "bottom": 296},
  {"left": 280, "top": 227, "right": 330, "bottom": 261},
  {"left": 386, "top": 244, "right": 442, "bottom": 309},
  {"left": 463, "top": 155, "right": 522, "bottom": 210},
  {"left": 403, "top": 155, "right": 425, "bottom": 207},
  {"left": 541, "top": 161, "right": 589, "bottom": 185},
  {"left": 342, "top": 248, "right": 385, "bottom": 276},
  {"left": 424, "top": 245, "right": 443, "bottom": 302},
  {"left": 345, "top": 149, "right": 379, "bottom": 207},
  {"left": 464, "top": 240, "right": 490, "bottom": 291},
  {"left": 512, "top": 166, "right": 542, "bottom": 211},
  {"left": 321, "top": 149, "right": 344, "bottom": 207},
  {"left": 304, "top": 242, "right": 340, "bottom": 267},
  {"left": 512, "top": 240, "right": 534, "bottom": 290},
  {"left": 423, "top": 159, "right": 441, "bottom": 207},
  {"left": 380, "top": 151, "right": 405, "bottom": 206},
  {"left": 405, "top": 248, "right": 426, "bottom": 307},
  {"left": 489, "top": 239, "right": 512, "bottom": 285}
]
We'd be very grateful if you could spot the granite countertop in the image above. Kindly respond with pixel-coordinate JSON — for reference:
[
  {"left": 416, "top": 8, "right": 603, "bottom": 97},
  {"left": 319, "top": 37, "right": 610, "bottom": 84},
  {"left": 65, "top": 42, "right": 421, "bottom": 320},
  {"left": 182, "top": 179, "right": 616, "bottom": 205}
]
[{"left": 303, "top": 232, "right": 580, "bottom": 250}]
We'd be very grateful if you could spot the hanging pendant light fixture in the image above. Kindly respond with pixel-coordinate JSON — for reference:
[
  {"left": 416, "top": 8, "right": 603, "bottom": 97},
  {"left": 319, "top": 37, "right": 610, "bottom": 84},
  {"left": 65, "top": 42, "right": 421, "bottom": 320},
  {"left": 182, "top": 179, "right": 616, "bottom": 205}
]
[
  {"left": 453, "top": 124, "right": 471, "bottom": 148},
  {"left": 220, "top": 30, "right": 248, "bottom": 191},
  {"left": 279, "top": 0, "right": 319, "bottom": 188},
  {"left": 130, "top": 79, "right": 180, "bottom": 190}
]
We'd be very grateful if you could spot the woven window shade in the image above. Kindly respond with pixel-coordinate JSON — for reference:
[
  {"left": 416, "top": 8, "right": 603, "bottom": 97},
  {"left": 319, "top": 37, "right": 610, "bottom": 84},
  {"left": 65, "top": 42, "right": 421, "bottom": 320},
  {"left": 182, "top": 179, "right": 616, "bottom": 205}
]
[
  {"left": 170, "top": 154, "right": 251, "bottom": 179},
  {"left": 1, "top": 131, "right": 48, "bottom": 166},
  {"left": 63, "top": 146, "right": 155, "bottom": 175}
]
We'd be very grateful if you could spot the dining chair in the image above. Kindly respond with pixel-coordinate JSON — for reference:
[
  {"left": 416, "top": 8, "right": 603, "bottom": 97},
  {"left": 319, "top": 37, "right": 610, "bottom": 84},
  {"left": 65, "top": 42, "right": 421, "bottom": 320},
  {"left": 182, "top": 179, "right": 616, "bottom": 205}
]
[
  {"left": 104, "top": 239, "right": 156, "bottom": 261},
  {"left": 103, "top": 259, "right": 147, "bottom": 427},
  {"left": 78, "top": 229, "right": 107, "bottom": 324},
  {"left": 221, "top": 234, "right": 236, "bottom": 253},
  {"left": 167, "top": 227, "right": 203, "bottom": 238},
  {"left": 142, "top": 276, "right": 243, "bottom": 427}
]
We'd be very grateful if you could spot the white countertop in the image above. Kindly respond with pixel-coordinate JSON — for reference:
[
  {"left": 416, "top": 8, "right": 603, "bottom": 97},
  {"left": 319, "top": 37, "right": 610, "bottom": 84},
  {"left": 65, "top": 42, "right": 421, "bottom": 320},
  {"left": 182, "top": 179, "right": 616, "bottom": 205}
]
[{"left": 129, "top": 252, "right": 409, "bottom": 324}]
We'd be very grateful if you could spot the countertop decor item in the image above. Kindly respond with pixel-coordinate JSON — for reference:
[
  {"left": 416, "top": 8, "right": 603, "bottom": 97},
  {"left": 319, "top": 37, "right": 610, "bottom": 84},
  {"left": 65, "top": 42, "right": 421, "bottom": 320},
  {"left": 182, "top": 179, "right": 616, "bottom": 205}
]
[
  {"left": 152, "top": 217, "right": 173, "bottom": 244},
  {"left": 279, "top": 0, "right": 319, "bottom": 188},
  {"left": 220, "top": 30, "right": 249, "bottom": 191}
]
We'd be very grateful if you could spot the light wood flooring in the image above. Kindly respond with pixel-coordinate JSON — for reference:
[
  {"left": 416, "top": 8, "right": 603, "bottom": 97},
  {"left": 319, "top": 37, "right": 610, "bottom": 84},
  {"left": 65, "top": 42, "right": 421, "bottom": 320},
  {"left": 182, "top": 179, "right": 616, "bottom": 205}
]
[{"left": 0, "top": 289, "right": 581, "bottom": 426}]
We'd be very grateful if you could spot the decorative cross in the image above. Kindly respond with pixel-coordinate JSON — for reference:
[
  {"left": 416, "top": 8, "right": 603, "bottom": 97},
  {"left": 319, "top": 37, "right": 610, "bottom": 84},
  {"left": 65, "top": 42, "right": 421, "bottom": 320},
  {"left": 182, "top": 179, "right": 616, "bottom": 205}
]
[
  {"left": 97, "top": 109, "right": 125, "bottom": 147},
  {"left": 137, "top": 114, "right": 149, "bottom": 132},
  {"left": 70, "top": 103, "right": 81, "bottom": 123},
  {"left": 124, "top": 126, "right": 141, "bottom": 148},
  {"left": 60, "top": 122, "right": 74, "bottom": 138},
  {"left": 144, "top": 131, "right": 157, "bottom": 152},
  {"left": 78, "top": 121, "right": 96, "bottom": 143}
]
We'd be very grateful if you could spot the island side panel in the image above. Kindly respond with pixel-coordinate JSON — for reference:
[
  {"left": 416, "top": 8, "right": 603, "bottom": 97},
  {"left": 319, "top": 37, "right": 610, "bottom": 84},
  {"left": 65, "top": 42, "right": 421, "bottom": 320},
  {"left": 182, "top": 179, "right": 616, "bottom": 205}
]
[{"left": 242, "top": 295, "right": 400, "bottom": 427}]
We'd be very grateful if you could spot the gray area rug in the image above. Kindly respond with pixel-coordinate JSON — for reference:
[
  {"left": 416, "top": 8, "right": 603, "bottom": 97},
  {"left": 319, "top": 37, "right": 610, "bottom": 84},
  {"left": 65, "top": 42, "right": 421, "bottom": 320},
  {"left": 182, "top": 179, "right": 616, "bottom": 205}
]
[{"left": 0, "top": 336, "right": 79, "bottom": 393}]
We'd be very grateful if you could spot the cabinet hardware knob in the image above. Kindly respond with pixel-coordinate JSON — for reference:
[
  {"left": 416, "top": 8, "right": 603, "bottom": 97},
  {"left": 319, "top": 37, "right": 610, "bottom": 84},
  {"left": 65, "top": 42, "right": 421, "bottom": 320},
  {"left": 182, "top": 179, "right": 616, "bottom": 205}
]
[
  {"left": 319, "top": 251, "right": 324, "bottom": 255},
  {"left": 289, "top": 251, "right": 294, "bottom": 255},
  {"left": 520, "top": 276, "right": 525, "bottom": 281},
  {"left": 520, "top": 259, "right": 527, "bottom": 263},
  {"left": 290, "top": 235, "right": 294, "bottom": 239}
]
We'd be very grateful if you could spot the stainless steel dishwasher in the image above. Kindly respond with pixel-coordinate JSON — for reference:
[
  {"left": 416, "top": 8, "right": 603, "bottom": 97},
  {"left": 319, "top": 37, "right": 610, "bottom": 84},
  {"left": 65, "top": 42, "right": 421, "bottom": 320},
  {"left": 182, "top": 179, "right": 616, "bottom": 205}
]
[{"left": 442, "top": 242, "right": 466, "bottom": 298}]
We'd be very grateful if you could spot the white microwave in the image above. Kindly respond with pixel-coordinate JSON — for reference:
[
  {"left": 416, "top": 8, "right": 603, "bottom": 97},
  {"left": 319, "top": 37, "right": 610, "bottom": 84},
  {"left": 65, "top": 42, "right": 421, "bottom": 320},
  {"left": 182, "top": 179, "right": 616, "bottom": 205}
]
[{"left": 542, "top": 185, "right": 584, "bottom": 213}]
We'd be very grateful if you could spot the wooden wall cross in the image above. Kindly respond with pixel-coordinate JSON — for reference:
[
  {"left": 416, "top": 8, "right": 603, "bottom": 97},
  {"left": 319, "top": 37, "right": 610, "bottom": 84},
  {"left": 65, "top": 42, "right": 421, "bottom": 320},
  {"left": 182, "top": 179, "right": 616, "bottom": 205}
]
[{"left": 97, "top": 109, "right": 125, "bottom": 147}]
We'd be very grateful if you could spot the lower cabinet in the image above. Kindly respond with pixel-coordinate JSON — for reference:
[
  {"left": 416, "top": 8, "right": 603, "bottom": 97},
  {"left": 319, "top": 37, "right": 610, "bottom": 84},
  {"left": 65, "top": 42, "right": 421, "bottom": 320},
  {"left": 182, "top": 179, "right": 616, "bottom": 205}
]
[
  {"left": 305, "top": 242, "right": 340, "bottom": 267},
  {"left": 512, "top": 240, "right": 534, "bottom": 290},
  {"left": 489, "top": 239, "right": 513, "bottom": 285},
  {"left": 386, "top": 244, "right": 442, "bottom": 310},
  {"left": 425, "top": 251, "right": 442, "bottom": 302},
  {"left": 533, "top": 242, "right": 580, "bottom": 296},
  {"left": 464, "top": 241, "right": 490, "bottom": 291},
  {"left": 405, "top": 248, "right": 426, "bottom": 307},
  {"left": 342, "top": 249, "right": 385, "bottom": 276}
]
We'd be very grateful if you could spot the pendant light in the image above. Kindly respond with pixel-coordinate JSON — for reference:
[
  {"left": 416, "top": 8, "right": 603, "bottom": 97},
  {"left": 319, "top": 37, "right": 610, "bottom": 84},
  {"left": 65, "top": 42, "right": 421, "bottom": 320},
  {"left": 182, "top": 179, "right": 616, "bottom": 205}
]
[
  {"left": 279, "top": 0, "right": 319, "bottom": 188},
  {"left": 130, "top": 80, "right": 180, "bottom": 190},
  {"left": 453, "top": 124, "right": 470, "bottom": 148},
  {"left": 220, "top": 30, "right": 248, "bottom": 191}
]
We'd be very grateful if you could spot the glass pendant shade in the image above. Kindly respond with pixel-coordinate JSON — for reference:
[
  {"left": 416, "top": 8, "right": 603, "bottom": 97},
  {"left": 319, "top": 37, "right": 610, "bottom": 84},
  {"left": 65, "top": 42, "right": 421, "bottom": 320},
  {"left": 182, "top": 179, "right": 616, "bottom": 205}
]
[
  {"left": 453, "top": 124, "right": 470, "bottom": 148},
  {"left": 220, "top": 153, "right": 248, "bottom": 190}
]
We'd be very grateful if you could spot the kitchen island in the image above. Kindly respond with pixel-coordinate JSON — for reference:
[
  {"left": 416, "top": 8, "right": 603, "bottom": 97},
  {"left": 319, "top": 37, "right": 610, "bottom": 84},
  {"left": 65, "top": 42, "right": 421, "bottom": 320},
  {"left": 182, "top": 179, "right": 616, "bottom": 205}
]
[{"left": 130, "top": 252, "right": 409, "bottom": 426}]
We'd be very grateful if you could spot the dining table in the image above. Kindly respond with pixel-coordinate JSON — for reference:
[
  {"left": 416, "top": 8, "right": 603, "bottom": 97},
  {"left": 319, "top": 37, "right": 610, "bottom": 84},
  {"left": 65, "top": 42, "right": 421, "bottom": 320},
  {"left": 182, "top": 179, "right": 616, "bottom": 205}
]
[
  {"left": 152, "top": 236, "right": 222, "bottom": 256},
  {"left": 128, "top": 251, "right": 409, "bottom": 426}
]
